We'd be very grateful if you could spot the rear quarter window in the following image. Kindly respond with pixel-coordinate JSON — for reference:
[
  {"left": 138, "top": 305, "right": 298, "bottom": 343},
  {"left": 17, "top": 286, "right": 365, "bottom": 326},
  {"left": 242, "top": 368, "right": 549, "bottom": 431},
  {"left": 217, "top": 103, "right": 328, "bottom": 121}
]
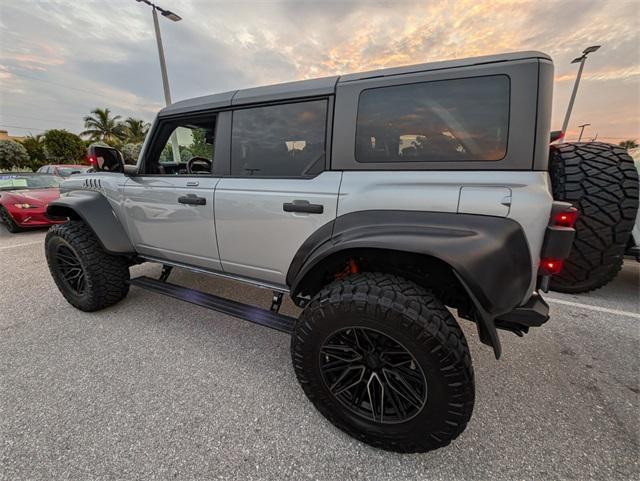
[{"left": 355, "top": 75, "right": 510, "bottom": 163}]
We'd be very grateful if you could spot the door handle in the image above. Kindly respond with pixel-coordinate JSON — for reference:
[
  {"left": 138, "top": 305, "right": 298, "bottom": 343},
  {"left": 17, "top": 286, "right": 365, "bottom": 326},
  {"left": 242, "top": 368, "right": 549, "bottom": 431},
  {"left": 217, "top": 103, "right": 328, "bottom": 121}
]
[
  {"left": 178, "top": 194, "right": 206, "bottom": 205},
  {"left": 283, "top": 200, "right": 324, "bottom": 214}
]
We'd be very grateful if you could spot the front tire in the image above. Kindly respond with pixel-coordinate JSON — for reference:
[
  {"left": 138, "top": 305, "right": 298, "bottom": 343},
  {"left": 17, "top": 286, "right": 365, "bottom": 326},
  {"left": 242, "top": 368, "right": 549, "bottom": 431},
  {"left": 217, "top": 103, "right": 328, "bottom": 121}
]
[
  {"left": 291, "top": 272, "right": 474, "bottom": 453},
  {"left": 45, "top": 221, "right": 130, "bottom": 311},
  {"left": 0, "top": 205, "right": 23, "bottom": 233}
]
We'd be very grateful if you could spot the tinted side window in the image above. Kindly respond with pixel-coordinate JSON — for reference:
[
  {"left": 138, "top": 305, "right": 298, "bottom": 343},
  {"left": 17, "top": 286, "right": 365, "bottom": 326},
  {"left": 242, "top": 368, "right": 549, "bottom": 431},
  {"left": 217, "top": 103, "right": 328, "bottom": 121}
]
[
  {"left": 355, "top": 75, "right": 510, "bottom": 163},
  {"left": 231, "top": 100, "right": 327, "bottom": 177}
]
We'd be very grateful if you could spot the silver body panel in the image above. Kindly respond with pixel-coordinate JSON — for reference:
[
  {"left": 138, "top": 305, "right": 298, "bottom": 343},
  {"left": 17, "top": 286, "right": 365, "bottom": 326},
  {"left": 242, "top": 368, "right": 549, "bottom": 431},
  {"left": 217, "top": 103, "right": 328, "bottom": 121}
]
[
  {"left": 73, "top": 168, "right": 552, "bottom": 305},
  {"left": 121, "top": 176, "right": 223, "bottom": 271},
  {"left": 214, "top": 172, "right": 342, "bottom": 286},
  {"left": 337, "top": 171, "right": 553, "bottom": 302}
]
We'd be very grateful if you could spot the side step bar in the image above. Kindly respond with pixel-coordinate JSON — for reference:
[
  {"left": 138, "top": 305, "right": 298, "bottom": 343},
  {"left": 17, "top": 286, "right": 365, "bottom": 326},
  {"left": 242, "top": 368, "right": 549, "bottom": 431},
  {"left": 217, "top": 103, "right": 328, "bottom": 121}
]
[{"left": 129, "top": 276, "right": 297, "bottom": 334}]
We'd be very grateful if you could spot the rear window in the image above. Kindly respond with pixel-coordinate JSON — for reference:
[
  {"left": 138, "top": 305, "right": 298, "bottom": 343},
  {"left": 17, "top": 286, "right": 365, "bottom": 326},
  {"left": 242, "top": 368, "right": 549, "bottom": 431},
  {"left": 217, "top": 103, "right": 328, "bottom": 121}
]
[{"left": 355, "top": 75, "right": 510, "bottom": 163}]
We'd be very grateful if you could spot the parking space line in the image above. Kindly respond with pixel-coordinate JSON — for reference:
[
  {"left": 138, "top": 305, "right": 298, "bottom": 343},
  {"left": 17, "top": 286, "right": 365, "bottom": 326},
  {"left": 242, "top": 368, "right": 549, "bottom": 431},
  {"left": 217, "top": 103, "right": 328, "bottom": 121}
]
[
  {"left": 0, "top": 240, "right": 43, "bottom": 251},
  {"left": 547, "top": 297, "right": 640, "bottom": 319}
]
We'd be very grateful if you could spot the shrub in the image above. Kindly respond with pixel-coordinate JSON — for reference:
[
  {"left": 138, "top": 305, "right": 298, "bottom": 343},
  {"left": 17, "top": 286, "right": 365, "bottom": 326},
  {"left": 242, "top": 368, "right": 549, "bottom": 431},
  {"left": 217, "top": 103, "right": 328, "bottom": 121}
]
[
  {"left": 121, "top": 143, "right": 143, "bottom": 165},
  {"left": 0, "top": 140, "right": 30, "bottom": 171}
]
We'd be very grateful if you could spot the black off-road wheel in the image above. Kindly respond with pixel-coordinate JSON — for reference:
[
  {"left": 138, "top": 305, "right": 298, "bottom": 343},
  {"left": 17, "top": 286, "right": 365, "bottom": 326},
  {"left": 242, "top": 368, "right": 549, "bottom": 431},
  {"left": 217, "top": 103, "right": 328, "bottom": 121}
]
[
  {"left": 45, "top": 221, "right": 130, "bottom": 311},
  {"left": 549, "top": 142, "right": 639, "bottom": 293},
  {"left": 291, "top": 272, "right": 474, "bottom": 453},
  {"left": 0, "top": 205, "right": 23, "bottom": 233}
]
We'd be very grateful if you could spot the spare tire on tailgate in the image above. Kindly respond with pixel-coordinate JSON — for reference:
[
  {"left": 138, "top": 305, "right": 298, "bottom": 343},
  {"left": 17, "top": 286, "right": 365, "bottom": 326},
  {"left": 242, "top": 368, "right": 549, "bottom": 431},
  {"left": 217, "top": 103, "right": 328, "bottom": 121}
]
[{"left": 549, "top": 142, "right": 639, "bottom": 293}]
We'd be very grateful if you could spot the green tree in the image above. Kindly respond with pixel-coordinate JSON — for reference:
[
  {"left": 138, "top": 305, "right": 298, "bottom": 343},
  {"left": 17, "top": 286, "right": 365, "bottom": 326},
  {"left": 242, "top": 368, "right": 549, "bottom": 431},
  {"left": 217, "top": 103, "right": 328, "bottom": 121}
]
[
  {"left": 43, "top": 129, "right": 86, "bottom": 163},
  {"left": 619, "top": 139, "right": 638, "bottom": 150},
  {"left": 122, "top": 118, "right": 149, "bottom": 144},
  {"left": 189, "top": 128, "right": 213, "bottom": 159},
  {"left": 82, "top": 108, "right": 125, "bottom": 143},
  {"left": 20, "top": 134, "right": 47, "bottom": 171},
  {"left": 160, "top": 144, "right": 193, "bottom": 162},
  {"left": 121, "top": 143, "right": 143, "bottom": 165},
  {"left": 0, "top": 140, "right": 30, "bottom": 170}
]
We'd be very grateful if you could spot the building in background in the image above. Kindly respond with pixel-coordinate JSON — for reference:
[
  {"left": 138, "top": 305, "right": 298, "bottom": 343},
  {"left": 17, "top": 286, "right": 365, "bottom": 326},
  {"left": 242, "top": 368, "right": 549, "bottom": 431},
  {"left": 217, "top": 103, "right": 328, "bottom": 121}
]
[{"left": 0, "top": 130, "right": 26, "bottom": 142}]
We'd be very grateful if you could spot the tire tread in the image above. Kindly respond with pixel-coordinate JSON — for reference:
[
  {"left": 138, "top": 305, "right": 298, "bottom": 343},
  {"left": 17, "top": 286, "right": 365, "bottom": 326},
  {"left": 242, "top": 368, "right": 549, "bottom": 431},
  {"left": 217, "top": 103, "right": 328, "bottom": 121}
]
[
  {"left": 550, "top": 142, "right": 639, "bottom": 293},
  {"left": 291, "top": 272, "right": 474, "bottom": 453},
  {"left": 45, "top": 221, "right": 130, "bottom": 311}
]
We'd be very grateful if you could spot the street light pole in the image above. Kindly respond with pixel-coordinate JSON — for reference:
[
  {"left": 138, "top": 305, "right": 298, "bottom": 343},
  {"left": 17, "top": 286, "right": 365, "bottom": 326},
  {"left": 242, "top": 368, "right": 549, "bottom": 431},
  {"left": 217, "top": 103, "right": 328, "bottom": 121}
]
[
  {"left": 152, "top": 7, "right": 172, "bottom": 106},
  {"left": 559, "top": 45, "right": 600, "bottom": 143},
  {"left": 136, "top": 0, "right": 181, "bottom": 163},
  {"left": 577, "top": 123, "right": 590, "bottom": 142}
]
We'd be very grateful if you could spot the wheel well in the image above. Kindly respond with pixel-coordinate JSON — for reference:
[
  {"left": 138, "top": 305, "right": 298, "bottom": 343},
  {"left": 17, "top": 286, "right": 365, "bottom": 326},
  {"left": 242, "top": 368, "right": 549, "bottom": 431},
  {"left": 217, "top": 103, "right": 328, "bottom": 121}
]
[
  {"left": 47, "top": 205, "right": 81, "bottom": 220},
  {"left": 293, "top": 248, "right": 474, "bottom": 315}
]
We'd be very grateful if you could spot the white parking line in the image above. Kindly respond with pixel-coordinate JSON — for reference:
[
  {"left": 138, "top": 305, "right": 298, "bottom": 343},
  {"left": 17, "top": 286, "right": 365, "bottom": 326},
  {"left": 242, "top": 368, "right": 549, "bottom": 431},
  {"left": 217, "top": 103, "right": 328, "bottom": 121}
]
[
  {"left": 0, "top": 240, "right": 43, "bottom": 251},
  {"left": 547, "top": 297, "right": 640, "bottom": 319}
]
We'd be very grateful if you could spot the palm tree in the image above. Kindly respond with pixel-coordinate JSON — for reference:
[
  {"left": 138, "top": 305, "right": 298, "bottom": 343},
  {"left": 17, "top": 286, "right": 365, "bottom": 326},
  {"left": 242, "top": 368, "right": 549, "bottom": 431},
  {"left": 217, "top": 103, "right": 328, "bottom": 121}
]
[
  {"left": 122, "top": 117, "right": 150, "bottom": 143},
  {"left": 619, "top": 139, "right": 638, "bottom": 150},
  {"left": 82, "top": 108, "right": 125, "bottom": 143}
]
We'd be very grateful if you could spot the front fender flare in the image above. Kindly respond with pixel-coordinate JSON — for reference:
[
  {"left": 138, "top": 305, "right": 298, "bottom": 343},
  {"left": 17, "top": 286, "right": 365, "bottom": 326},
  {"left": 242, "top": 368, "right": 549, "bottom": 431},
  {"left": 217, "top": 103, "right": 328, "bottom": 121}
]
[{"left": 47, "top": 190, "right": 134, "bottom": 255}]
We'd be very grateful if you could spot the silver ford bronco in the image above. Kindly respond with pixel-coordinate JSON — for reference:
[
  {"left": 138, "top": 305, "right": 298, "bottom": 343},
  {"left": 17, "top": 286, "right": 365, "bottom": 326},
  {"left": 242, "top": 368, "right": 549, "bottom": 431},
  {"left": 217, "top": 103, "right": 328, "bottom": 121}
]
[{"left": 44, "top": 51, "right": 638, "bottom": 453}]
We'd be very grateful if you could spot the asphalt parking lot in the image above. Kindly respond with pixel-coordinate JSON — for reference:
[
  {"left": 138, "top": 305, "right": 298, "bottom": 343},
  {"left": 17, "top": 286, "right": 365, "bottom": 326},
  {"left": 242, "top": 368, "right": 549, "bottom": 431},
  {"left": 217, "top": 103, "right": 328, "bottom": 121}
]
[{"left": 1, "top": 226, "right": 638, "bottom": 481}]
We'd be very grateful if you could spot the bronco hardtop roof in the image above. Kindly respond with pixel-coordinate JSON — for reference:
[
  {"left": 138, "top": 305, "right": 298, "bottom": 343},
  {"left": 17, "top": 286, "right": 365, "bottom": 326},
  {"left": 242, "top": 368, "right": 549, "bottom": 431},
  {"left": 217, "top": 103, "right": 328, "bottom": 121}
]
[{"left": 159, "top": 50, "right": 550, "bottom": 117}]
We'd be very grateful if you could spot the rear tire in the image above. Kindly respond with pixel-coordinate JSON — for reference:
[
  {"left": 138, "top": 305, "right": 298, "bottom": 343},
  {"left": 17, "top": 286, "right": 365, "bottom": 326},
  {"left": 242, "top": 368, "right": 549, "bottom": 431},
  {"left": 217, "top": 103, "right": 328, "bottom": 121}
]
[
  {"left": 0, "top": 205, "right": 23, "bottom": 233},
  {"left": 45, "top": 221, "right": 130, "bottom": 311},
  {"left": 549, "top": 142, "right": 639, "bottom": 293},
  {"left": 291, "top": 272, "right": 474, "bottom": 453}
]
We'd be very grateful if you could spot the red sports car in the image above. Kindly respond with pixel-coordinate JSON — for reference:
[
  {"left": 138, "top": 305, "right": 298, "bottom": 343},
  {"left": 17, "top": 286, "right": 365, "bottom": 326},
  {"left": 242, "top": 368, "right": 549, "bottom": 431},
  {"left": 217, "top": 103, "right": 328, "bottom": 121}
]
[{"left": 0, "top": 173, "right": 64, "bottom": 233}]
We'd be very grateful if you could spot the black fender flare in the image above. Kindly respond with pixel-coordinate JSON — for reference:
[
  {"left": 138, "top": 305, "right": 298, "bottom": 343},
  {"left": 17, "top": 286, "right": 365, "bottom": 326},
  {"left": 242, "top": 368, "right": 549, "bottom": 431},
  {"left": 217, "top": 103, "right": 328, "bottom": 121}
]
[
  {"left": 286, "top": 210, "right": 533, "bottom": 358},
  {"left": 46, "top": 190, "right": 135, "bottom": 255}
]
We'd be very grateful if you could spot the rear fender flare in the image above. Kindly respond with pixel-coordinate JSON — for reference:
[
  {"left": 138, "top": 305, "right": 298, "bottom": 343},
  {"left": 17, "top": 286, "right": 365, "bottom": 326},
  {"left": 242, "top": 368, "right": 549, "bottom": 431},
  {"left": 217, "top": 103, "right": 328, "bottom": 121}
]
[{"left": 287, "top": 210, "right": 533, "bottom": 358}]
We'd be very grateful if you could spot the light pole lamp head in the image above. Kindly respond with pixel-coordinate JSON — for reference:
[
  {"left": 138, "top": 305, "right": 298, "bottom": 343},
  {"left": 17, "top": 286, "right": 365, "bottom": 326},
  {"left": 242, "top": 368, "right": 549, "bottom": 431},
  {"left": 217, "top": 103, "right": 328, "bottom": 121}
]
[
  {"left": 583, "top": 45, "right": 601, "bottom": 55},
  {"left": 571, "top": 57, "right": 584, "bottom": 64},
  {"left": 161, "top": 10, "right": 182, "bottom": 21}
]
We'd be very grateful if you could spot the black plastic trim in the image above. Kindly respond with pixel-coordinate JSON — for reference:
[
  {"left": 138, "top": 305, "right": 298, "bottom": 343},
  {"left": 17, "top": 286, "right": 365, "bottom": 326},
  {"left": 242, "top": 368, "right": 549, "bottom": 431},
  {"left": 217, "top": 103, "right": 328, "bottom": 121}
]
[
  {"left": 541, "top": 226, "right": 575, "bottom": 258},
  {"left": 46, "top": 190, "right": 134, "bottom": 255},
  {"left": 495, "top": 292, "right": 549, "bottom": 328},
  {"left": 287, "top": 210, "right": 533, "bottom": 359},
  {"left": 129, "top": 276, "right": 296, "bottom": 333},
  {"left": 288, "top": 210, "right": 531, "bottom": 314}
]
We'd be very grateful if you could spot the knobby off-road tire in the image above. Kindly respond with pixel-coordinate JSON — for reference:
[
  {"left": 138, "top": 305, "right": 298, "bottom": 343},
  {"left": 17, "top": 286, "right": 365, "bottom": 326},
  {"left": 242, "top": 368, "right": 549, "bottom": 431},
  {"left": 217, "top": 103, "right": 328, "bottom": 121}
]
[
  {"left": 0, "top": 205, "right": 22, "bottom": 233},
  {"left": 45, "top": 221, "right": 130, "bottom": 311},
  {"left": 549, "top": 142, "right": 639, "bottom": 293},
  {"left": 291, "top": 272, "right": 474, "bottom": 453}
]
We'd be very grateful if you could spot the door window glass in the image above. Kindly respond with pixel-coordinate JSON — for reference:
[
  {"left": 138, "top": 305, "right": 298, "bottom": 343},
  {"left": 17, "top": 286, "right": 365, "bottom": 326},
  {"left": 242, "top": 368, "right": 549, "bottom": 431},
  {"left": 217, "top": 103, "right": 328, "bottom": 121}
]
[
  {"left": 146, "top": 116, "right": 216, "bottom": 175},
  {"left": 231, "top": 100, "right": 327, "bottom": 177}
]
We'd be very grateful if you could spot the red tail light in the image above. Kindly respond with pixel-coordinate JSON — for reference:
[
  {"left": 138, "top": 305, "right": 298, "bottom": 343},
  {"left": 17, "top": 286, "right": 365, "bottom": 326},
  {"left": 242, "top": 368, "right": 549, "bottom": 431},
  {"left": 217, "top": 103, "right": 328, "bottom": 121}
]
[
  {"left": 554, "top": 207, "right": 578, "bottom": 228},
  {"left": 540, "top": 258, "right": 564, "bottom": 275},
  {"left": 550, "top": 130, "right": 565, "bottom": 143}
]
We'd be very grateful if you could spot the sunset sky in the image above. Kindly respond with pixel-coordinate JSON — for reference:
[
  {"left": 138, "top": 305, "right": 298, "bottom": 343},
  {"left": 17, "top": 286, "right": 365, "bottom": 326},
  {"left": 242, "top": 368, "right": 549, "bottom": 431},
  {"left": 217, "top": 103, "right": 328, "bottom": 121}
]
[{"left": 1, "top": 0, "right": 638, "bottom": 143}]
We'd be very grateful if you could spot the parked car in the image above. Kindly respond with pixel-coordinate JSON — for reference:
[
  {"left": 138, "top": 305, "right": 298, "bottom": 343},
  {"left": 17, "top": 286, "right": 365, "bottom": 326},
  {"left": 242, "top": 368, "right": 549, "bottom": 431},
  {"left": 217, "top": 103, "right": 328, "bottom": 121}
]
[
  {"left": 37, "top": 164, "right": 93, "bottom": 177},
  {"left": 0, "top": 173, "right": 64, "bottom": 232},
  {"left": 44, "top": 51, "right": 636, "bottom": 453}
]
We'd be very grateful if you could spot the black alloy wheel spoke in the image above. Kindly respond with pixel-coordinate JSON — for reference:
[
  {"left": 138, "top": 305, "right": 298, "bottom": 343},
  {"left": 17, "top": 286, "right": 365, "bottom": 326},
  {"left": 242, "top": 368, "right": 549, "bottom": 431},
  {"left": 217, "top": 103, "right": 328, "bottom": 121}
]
[
  {"left": 56, "top": 245, "right": 86, "bottom": 295},
  {"left": 319, "top": 327, "right": 427, "bottom": 424}
]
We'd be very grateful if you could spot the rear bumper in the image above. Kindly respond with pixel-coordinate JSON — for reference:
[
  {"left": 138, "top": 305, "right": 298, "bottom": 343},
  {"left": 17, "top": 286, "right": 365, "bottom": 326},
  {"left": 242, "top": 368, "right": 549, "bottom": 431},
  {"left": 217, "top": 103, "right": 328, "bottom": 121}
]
[
  {"left": 541, "top": 225, "right": 575, "bottom": 259},
  {"left": 495, "top": 292, "right": 549, "bottom": 328}
]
